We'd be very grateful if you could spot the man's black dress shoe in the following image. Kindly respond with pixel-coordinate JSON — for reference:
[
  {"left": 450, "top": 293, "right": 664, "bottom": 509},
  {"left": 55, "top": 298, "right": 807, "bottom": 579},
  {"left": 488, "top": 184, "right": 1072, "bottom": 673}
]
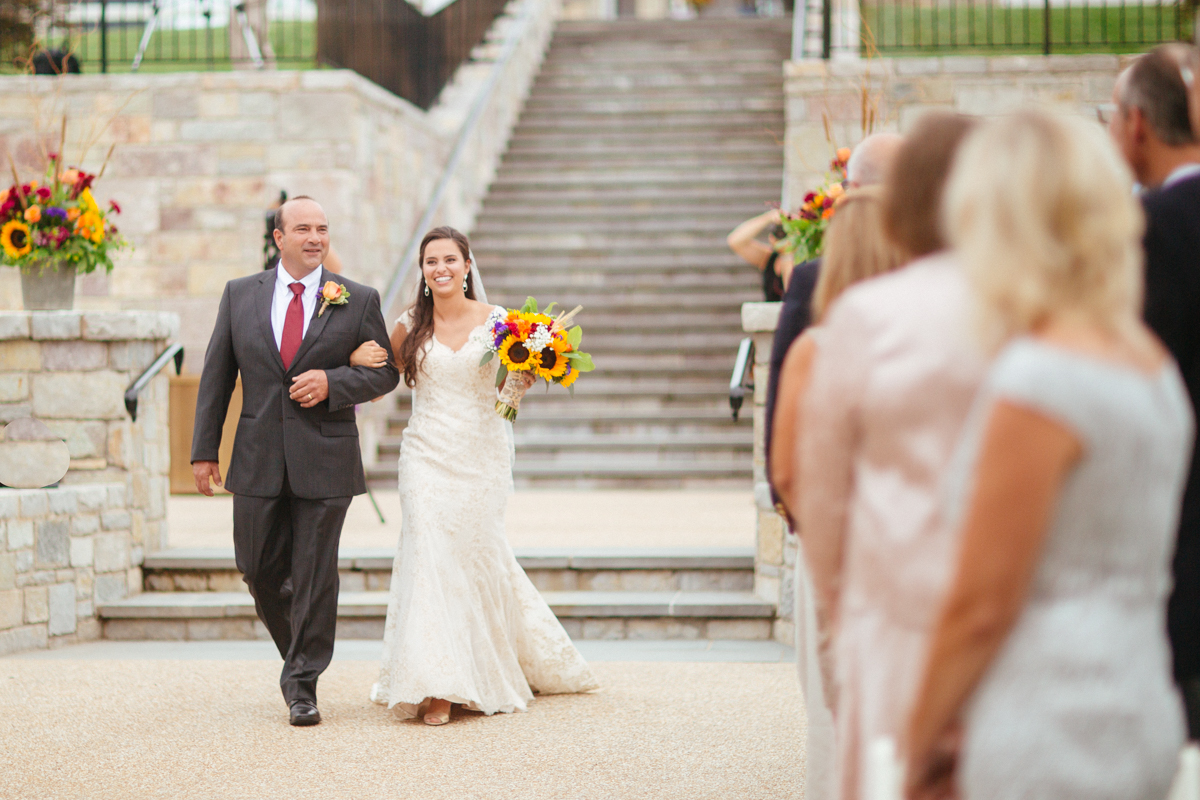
[{"left": 289, "top": 700, "right": 321, "bottom": 726}]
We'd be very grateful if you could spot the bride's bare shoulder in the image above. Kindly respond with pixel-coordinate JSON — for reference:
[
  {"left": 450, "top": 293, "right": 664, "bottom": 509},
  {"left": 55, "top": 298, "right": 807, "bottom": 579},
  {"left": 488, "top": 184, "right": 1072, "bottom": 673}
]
[{"left": 470, "top": 300, "right": 498, "bottom": 326}]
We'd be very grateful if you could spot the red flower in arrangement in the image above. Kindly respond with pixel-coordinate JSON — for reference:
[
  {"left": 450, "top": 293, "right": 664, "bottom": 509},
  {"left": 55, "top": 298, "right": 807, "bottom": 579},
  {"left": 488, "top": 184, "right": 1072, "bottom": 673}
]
[
  {"left": 35, "top": 187, "right": 51, "bottom": 201},
  {"left": 108, "top": 199, "right": 121, "bottom": 214}
]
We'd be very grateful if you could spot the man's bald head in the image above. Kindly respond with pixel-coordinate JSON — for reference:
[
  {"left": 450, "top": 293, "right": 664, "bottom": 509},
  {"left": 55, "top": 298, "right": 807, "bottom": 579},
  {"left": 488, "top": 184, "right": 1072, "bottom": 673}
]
[
  {"left": 847, "top": 132, "right": 904, "bottom": 187},
  {"left": 274, "top": 195, "right": 324, "bottom": 234}
]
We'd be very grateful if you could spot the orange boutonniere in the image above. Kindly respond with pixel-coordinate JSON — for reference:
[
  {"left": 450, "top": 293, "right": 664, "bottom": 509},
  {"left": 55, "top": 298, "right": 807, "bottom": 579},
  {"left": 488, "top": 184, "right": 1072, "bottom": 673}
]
[{"left": 317, "top": 281, "right": 350, "bottom": 317}]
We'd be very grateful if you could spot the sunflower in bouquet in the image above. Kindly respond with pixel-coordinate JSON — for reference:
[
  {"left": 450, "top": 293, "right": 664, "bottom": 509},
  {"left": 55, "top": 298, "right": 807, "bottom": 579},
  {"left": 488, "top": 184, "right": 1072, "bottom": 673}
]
[
  {"left": 480, "top": 296, "right": 595, "bottom": 421},
  {"left": 777, "top": 147, "right": 850, "bottom": 264}
]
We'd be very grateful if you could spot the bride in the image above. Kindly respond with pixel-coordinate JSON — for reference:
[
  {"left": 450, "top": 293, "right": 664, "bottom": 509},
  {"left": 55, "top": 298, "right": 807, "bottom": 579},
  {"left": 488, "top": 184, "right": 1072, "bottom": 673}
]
[{"left": 350, "top": 226, "right": 599, "bottom": 725}]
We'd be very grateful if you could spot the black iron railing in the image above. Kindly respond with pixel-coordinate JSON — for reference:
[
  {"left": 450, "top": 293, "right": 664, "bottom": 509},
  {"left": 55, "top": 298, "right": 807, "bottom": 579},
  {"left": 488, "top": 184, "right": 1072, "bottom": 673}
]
[
  {"left": 125, "top": 342, "right": 183, "bottom": 422},
  {"left": 316, "top": 0, "right": 511, "bottom": 110},
  {"left": 844, "top": 0, "right": 1195, "bottom": 56},
  {"left": 7, "top": 0, "right": 316, "bottom": 74},
  {"left": 729, "top": 337, "right": 755, "bottom": 422}
]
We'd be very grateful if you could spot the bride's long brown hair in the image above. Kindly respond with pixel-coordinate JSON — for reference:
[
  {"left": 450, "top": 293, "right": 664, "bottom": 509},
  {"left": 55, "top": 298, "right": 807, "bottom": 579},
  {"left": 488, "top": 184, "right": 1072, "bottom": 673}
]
[{"left": 398, "top": 226, "right": 478, "bottom": 388}]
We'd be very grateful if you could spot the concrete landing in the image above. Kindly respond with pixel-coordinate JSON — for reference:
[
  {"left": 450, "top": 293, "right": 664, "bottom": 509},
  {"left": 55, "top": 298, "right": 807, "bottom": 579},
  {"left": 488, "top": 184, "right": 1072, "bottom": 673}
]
[
  {"left": 167, "top": 489, "right": 757, "bottom": 550},
  {"left": 0, "top": 656, "right": 805, "bottom": 799}
]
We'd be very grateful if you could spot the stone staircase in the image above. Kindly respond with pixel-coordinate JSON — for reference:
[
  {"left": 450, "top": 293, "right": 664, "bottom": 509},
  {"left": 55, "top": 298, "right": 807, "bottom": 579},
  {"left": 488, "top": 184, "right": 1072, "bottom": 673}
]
[
  {"left": 368, "top": 18, "right": 791, "bottom": 489},
  {"left": 98, "top": 548, "right": 775, "bottom": 641}
]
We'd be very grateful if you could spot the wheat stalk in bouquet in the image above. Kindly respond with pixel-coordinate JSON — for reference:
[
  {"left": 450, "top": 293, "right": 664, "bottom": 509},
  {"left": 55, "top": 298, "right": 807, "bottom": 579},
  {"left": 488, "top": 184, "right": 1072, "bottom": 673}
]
[{"left": 480, "top": 296, "right": 596, "bottom": 421}]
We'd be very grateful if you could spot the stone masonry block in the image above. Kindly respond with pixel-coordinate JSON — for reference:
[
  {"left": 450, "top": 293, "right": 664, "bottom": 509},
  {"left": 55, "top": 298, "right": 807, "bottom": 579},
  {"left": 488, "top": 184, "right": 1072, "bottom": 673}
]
[
  {"left": 0, "top": 341, "right": 40, "bottom": 370},
  {"left": 153, "top": 91, "right": 199, "bottom": 119},
  {"left": 0, "top": 403, "right": 31, "bottom": 423},
  {"left": 0, "top": 493, "right": 17, "bottom": 520},
  {"left": 0, "top": 588, "right": 21, "bottom": 628},
  {"left": 23, "top": 585, "right": 47, "bottom": 623},
  {"left": 76, "top": 486, "right": 108, "bottom": 511},
  {"left": 40, "top": 341, "right": 109, "bottom": 371},
  {"left": 32, "top": 372, "right": 127, "bottom": 419},
  {"left": 0, "top": 314, "right": 30, "bottom": 340},
  {"left": 102, "top": 509, "right": 131, "bottom": 531},
  {"left": 36, "top": 519, "right": 69, "bottom": 567},
  {"left": 0, "top": 624, "right": 47, "bottom": 655},
  {"left": 47, "top": 489, "right": 78, "bottom": 515},
  {"left": 29, "top": 312, "right": 82, "bottom": 340},
  {"left": 47, "top": 582, "right": 75, "bottom": 635},
  {"left": 19, "top": 490, "right": 47, "bottom": 517},
  {"left": 69, "top": 537, "right": 93, "bottom": 568},
  {"left": 71, "top": 514, "right": 99, "bottom": 536},
  {"left": 43, "top": 421, "right": 107, "bottom": 460},
  {"left": 0, "top": 552, "right": 13, "bottom": 590},
  {"left": 107, "top": 485, "right": 128, "bottom": 508},
  {"left": 706, "top": 619, "right": 773, "bottom": 640},
  {"left": 93, "top": 532, "right": 129, "bottom": 573},
  {"left": 94, "top": 573, "right": 127, "bottom": 604},
  {"left": 0, "top": 373, "right": 28, "bottom": 401},
  {"left": 82, "top": 311, "right": 177, "bottom": 341},
  {"left": 107, "top": 341, "right": 157, "bottom": 372},
  {"left": 7, "top": 519, "right": 32, "bottom": 549},
  {"left": 757, "top": 510, "right": 784, "bottom": 568}
]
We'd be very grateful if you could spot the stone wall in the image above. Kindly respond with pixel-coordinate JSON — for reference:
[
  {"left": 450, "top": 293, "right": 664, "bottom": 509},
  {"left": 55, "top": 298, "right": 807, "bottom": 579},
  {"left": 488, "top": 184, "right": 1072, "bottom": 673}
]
[
  {"left": 0, "top": 0, "right": 557, "bottom": 375},
  {"left": 742, "top": 301, "right": 796, "bottom": 646},
  {"left": 784, "top": 53, "right": 1125, "bottom": 207},
  {"left": 0, "top": 311, "right": 176, "bottom": 555},
  {"left": 0, "top": 483, "right": 137, "bottom": 655}
]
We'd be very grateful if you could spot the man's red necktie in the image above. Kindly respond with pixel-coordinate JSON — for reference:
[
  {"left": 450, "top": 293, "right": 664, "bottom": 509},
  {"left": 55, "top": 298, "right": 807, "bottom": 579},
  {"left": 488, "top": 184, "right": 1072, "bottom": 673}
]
[{"left": 280, "top": 282, "right": 305, "bottom": 370}]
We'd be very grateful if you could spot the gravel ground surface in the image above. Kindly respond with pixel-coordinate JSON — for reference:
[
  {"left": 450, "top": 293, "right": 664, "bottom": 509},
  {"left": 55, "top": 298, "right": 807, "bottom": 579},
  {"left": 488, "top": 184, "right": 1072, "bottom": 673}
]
[
  {"left": 0, "top": 660, "right": 804, "bottom": 800},
  {"left": 168, "top": 490, "right": 757, "bottom": 550}
]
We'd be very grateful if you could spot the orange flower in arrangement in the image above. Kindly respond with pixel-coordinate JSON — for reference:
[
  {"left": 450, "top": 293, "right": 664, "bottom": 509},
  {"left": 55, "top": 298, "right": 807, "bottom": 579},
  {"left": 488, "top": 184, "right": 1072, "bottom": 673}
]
[
  {"left": 73, "top": 211, "right": 105, "bottom": 244},
  {"left": 24, "top": 205, "right": 41, "bottom": 223},
  {"left": 66, "top": 208, "right": 81, "bottom": 222}
]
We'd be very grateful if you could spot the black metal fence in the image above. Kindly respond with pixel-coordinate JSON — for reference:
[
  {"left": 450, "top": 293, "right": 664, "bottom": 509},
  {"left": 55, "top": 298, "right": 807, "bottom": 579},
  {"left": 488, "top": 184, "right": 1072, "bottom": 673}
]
[
  {"left": 851, "top": 0, "right": 1195, "bottom": 55},
  {"left": 5, "top": 0, "right": 316, "bottom": 73},
  {"left": 316, "top": 0, "right": 511, "bottom": 110}
]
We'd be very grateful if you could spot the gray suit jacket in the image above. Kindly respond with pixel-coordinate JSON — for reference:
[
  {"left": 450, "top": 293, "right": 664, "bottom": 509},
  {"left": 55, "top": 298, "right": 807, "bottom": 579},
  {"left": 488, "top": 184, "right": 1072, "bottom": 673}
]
[{"left": 190, "top": 267, "right": 400, "bottom": 499}]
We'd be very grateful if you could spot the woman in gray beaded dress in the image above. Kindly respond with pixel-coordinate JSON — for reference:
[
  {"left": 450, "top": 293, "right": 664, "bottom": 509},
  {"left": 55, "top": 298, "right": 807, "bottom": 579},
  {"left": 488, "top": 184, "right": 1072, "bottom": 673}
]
[{"left": 905, "top": 110, "right": 1192, "bottom": 799}]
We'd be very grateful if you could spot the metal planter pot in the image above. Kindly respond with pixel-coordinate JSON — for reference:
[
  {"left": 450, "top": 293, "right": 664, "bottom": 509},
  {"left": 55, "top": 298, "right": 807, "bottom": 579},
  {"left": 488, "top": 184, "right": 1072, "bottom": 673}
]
[{"left": 20, "top": 261, "right": 77, "bottom": 310}]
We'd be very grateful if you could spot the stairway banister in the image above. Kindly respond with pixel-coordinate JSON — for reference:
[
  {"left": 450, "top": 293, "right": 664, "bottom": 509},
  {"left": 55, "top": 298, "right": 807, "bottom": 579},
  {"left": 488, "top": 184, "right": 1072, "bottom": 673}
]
[{"left": 380, "top": 0, "right": 547, "bottom": 324}]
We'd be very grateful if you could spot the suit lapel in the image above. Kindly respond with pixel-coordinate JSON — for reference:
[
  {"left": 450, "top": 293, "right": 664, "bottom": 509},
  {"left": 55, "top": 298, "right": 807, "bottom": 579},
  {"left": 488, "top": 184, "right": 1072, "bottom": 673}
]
[
  {"left": 286, "top": 267, "right": 330, "bottom": 374},
  {"left": 256, "top": 271, "right": 285, "bottom": 375}
]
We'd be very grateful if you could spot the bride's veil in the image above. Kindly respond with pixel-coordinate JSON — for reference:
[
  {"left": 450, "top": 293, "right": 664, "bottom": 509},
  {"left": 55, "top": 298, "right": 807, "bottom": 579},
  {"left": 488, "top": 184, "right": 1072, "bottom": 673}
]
[{"left": 469, "top": 249, "right": 487, "bottom": 304}]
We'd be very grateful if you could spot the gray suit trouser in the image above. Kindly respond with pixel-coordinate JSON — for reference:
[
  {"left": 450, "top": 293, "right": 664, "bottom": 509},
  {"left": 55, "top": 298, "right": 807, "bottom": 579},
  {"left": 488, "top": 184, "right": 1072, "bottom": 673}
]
[{"left": 233, "top": 469, "right": 350, "bottom": 707}]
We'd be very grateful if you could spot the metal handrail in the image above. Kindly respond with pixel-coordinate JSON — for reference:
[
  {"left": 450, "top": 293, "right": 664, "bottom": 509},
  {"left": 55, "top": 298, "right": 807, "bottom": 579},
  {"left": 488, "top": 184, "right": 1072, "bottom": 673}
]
[
  {"left": 379, "top": 0, "right": 542, "bottom": 321},
  {"left": 729, "top": 337, "right": 755, "bottom": 422},
  {"left": 125, "top": 342, "right": 184, "bottom": 422}
]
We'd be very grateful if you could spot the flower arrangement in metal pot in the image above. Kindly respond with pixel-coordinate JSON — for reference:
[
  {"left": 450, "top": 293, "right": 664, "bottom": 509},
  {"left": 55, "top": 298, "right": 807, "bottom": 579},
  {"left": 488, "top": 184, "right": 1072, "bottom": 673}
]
[{"left": 0, "top": 148, "right": 126, "bottom": 274}]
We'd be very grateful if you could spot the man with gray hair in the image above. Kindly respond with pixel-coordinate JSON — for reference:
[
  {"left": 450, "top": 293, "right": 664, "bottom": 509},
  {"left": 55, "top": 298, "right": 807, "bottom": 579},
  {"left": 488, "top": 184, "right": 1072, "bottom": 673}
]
[
  {"left": 1109, "top": 44, "right": 1200, "bottom": 739},
  {"left": 764, "top": 131, "right": 904, "bottom": 497}
]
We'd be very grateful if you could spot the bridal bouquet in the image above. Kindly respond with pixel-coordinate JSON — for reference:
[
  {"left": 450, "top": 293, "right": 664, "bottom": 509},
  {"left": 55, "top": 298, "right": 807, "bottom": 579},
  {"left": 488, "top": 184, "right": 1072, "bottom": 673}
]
[
  {"left": 480, "top": 297, "right": 595, "bottom": 421},
  {"left": 778, "top": 146, "right": 850, "bottom": 264}
]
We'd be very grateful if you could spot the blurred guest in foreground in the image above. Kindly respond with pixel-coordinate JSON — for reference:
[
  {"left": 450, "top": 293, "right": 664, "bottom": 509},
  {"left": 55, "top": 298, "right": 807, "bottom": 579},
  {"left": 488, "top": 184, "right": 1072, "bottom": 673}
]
[
  {"left": 769, "top": 185, "right": 905, "bottom": 800},
  {"left": 764, "top": 132, "right": 904, "bottom": 502},
  {"left": 1109, "top": 44, "right": 1200, "bottom": 738},
  {"left": 797, "top": 113, "right": 983, "bottom": 800},
  {"left": 907, "top": 109, "right": 1189, "bottom": 800}
]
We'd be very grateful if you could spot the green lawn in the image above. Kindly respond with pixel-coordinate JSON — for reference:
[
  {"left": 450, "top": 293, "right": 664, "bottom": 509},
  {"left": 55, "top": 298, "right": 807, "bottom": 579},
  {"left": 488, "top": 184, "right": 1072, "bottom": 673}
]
[
  {"left": 9, "top": 19, "right": 316, "bottom": 74},
  {"left": 861, "top": 2, "right": 1193, "bottom": 55}
]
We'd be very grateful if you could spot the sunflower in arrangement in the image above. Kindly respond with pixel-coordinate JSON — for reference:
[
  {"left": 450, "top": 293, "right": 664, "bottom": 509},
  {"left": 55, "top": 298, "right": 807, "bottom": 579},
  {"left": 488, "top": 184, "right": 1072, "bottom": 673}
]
[{"left": 482, "top": 297, "right": 595, "bottom": 421}]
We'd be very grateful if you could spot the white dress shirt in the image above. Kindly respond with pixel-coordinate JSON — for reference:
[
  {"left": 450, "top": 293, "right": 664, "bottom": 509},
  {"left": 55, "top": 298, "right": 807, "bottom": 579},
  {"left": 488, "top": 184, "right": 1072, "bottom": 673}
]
[
  {"left": 271, "top": 261, "right": 322, "bottom": 351},
  {"left": 1163, "top": 162, "right": 1200, "bottom": 189}
]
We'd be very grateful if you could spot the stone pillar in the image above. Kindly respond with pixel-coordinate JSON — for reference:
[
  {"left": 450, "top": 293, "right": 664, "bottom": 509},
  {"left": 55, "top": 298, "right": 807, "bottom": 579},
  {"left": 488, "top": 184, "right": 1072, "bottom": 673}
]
[
  {"left": 742, "top": 301, "right": 797, "bottom": 646},
  {"left": 0, "top": 311, "right": 179, "bottom": 555}
]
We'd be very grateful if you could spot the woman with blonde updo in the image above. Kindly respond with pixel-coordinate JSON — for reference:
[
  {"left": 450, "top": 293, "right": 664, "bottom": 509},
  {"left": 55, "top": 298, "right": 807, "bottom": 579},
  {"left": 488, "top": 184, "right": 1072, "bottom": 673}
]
[{"left": 906, "top": 110, "right": 1191, "bottom": 800}]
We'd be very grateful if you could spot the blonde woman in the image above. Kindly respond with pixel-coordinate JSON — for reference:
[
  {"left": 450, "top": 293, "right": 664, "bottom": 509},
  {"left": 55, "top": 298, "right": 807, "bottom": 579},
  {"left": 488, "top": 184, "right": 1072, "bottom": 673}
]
[
  {"left": 770, "top": 186, "right": 906, "bottom": 800},
  {"left": 906, "top": 110, "right": 1191, "bottom": 799}
]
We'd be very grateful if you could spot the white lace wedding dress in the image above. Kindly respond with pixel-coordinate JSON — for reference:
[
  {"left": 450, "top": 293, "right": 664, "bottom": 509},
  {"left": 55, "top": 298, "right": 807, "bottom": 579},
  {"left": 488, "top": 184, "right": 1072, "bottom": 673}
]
[{"left": 369, "top": 307, "right": 599, "bottom": 718}]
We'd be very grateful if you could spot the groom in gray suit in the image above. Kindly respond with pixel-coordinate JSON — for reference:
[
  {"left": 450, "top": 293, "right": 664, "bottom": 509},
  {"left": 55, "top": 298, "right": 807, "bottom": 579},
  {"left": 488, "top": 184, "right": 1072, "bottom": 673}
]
[{"left": 191, "top": 196, "right": 399, "bottom": 726}]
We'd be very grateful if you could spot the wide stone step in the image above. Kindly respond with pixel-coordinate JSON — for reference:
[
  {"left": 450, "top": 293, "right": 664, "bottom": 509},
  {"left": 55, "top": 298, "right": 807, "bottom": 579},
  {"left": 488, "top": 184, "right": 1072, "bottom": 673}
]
[
  {"left": 142, "top": 547, "right": 756, "bottom": 594},
  {"left": 368, "top": 461, "right": 755, "bottom": 489},
  {"left": 497, "top": 154, "right": 783, "bottom": 173},
  {"left": 513, "top": 112, "right": 782, "bottom": 130},
  {"left": 482, "top": 184, "right": 778, "bottom": 204},
  {"left": 519, "top": 96, "right": 784, "bottom": 116},
  {"left": 480, "top": 273, "right": 760, "bottom": 293},
  {"left": 101, "top": 589, "right": 773, "bottom": 640},
  {"left": 379, "top": 431, "right": 752, "bottom": 456},
  {"left": 489, "top": 166, "right": 781, "bottom": 186},
  {"left": 473, "top": 218, "right": 761, "bottom": 237},
  {"left": 507, "top": 132, "right": 781, "bottom": 150},
  {"left": 387, "top": 405, "right": 747, "bottom": 428}
]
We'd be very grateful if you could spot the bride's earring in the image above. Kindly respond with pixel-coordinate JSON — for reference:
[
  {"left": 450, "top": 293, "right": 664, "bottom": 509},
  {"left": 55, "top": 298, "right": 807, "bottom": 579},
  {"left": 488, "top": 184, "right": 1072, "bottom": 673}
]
[
  {"left": 424, "top": 282, "right": 430, "bottom": 297},
  {"left": 462, "top": 275, "right": 468, "bottom": 293}
]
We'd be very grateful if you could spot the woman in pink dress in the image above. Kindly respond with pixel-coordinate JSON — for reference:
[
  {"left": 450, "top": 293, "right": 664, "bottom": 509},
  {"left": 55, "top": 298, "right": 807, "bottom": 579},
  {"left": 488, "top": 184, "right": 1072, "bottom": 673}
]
[{"left": 797, "top": 113, "right": 985, "bottom": 800}]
